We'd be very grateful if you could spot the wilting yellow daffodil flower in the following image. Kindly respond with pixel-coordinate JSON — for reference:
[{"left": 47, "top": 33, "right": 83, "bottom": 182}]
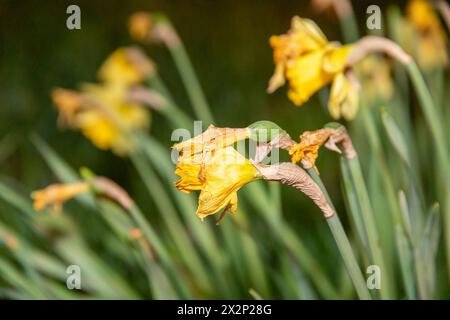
[
  {"left": 405, "top": 0, "right": 448, "bottom": 69},
  {"left": 98, "top": 47, "right": 155, "bottom": 86},
  {"left": 268, "top": 16, "right": 358, "bottom": 120},
  {"left": 31, "top": 182, "right": 90, "bottom": 213},
  {"left": 289, "top": 128, "right": 335, "bottom": 169},
  {"left": 173, "top": 125, "right": 252, "bottom": 159},
  {"left": 175, "top": 146, "right": 260, "bottom": 221},
  {"left": 268, "top": 16, "right": 328, "bottom": 93}
]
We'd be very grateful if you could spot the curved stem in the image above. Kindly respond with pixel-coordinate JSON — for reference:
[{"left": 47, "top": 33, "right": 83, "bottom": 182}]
[{"left": 306, "top": 168, "right": 372, "bottom": 300}]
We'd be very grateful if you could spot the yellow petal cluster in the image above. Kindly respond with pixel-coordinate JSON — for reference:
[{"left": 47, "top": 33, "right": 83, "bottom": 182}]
[
  {"left": 268, "top": 16, "right": 358, "bottom": 120},
  {"left": 98, "top": 47, "right": 155, "bottom": 86},
  {"left": 289, "top": 128, "right": 335, "bottom": 168},
  {"left": 405, "top": 0, "right": 448, "bottom": 69},
  {"left": 173, "top": 125, "right": 254, "bottom": 220},
  {"left": 175, "top": 141, "right": 259, "bottom": 221},
  {"left": 31, "top": 182, "right": 90, "bottom": 213}
]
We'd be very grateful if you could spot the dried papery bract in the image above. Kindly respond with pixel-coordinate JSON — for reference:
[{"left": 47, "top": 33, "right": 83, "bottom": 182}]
[
  {"left": 346, "top": 35, "right": 412, "bottom": 67},
  {"left": 127, "top": 86, "right": 167, "bottom": 110},
  {"left": 324, "top": 126, "right": 356, "bottom": 159},
  {"left": 436, "top": 0, "right": 450, "bottom": 31},
  {"left": 91, "top": 177, "right": 134, "bottom": 210},
  {"left": 253, "top": 132, "right": 296, "bottom": 164},
  {"left": 254, "top": 162, "right": 335, "bottom": 218}
]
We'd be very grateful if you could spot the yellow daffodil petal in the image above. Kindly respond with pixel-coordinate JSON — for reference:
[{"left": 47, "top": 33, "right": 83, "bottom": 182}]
[
  {"left": 175, "top": 162, "right": 203, "bottom": 193},
  {"left": 329, "top": 73, "right": 359, "bottom": 121},
  {"left": 173, "top": 125, "right": 251, "bottom": 157},
  {"left": 98, "top": 47, "right": 154, "bottom": 86},
  {"left": 322, "top": 44, "right": 353, "bottom": 73},
  {"left": 75, "top": 110, "right": 120, "bottom": 151},
  {"left": 196, "top": 147, "right": 259, "bottom": 219},
  {"left": 285, "top": 47, "right": 335, "bottom": 105}
]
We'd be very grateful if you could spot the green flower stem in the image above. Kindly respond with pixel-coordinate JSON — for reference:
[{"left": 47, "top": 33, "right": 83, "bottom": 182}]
[
  {"left": 340, "top": 13, "right": 360, "bottom": 43},
  {"left": 147, "top": 76, "right": 192, "bottom": 129},
  {"left": 406, "top": 62, "right": 448, "bottom": 171},
  {"left": 127, "top": 204, "right": 191, "bottom": 298},
  {"left": 359, "top": 103, "right": 415, "bottom": 299},
  {"left": 163, "top": 22, "right": 214, "bottom": 125},
  {"left": 130, "top": 151, "right": 212, "bottom": 294},
  {"left": 343, "top": 156, "right": 394, "bottom": 299},
  {"left": 278, "top": 221, "right": 340, "bottom": 299},
  {"left": 406, "top": 61, "right": 450, "bottom": 278},
  {"left": 306, "top": 168, "right": 372, "bottom": 300}
]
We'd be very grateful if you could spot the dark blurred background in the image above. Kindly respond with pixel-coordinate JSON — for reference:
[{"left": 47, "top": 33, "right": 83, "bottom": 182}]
[{"left": 0, "top": 0, "right": 407, "bottom": 259}]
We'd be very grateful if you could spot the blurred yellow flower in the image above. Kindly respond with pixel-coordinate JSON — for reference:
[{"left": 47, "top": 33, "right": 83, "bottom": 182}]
[
  {"left": 128, "top": 12, "right": 153, "bottom": 42},
  {"left": 77, "top": 84, "right": 150, "bottom": 155},
  {"left": 289, "top": 128, "right": 335, "bottom": 169},
  {"left": 31, "top": 182, "right": 90, "bottom": 213},
  {"left": 52, "top": 47, "right": 154, "bottom": 156},
  {"left": 52, "top": 83, "right": 150, "bottom": 155},
  {"left": 175, "top": 146, "right": 259, "bottom": 221},
  {"left": 268, "top": 16, "right": 358, "bottom": 120},
  {"left": 405, "top": 0, "right": 448, "bottom": 69},
  {"left": 98, "top": 47, "right": 155, "bottom": 86},
  {"left": 355, "top": 56, "right": 393, "bottom": 104}
]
